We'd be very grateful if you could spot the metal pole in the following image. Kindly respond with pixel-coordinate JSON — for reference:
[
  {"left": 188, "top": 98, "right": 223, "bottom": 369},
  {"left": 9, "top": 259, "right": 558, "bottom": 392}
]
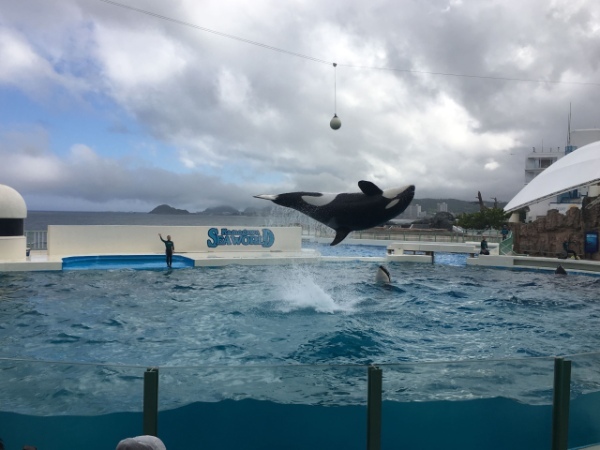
[
  {"left": 143, "top": 367, "right": 159, "bottom": 436},
  {"left": 551, "top": 357, "right": 571, "bottom": 450},
  {"left": 367, "top": 365, "right": 382, "bottom": 450}
]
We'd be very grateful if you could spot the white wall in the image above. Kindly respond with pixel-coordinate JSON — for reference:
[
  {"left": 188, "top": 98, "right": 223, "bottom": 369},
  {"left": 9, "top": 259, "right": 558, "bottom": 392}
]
[
  {"left": 525, "top": 200, "right": 554, "bottom": 222},
  {"left": 0, "top": 236, "right": 26, "bottom": 261},
  {"left": 47, "top": 225, "right": 302, "bottom": 257}
]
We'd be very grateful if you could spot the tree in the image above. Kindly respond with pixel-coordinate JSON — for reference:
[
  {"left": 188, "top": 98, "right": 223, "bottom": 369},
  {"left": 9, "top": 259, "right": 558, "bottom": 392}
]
[{"left": 456, "top": 208, "right": 510, "bottom": 230}]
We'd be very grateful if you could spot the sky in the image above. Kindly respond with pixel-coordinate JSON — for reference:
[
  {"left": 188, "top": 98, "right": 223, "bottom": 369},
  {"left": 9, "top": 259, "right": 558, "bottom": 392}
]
[{"left": 1, "top": 0, "right": 599, "bottom": 212}]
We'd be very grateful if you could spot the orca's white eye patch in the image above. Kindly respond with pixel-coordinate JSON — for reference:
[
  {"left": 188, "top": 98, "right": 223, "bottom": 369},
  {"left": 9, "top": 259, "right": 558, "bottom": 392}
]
[
  {"left": 302, "top": 193, "right": 336, "bottom": 206},
  {"left": 382, "top": 185, "right": 412, "bottom": 199}
]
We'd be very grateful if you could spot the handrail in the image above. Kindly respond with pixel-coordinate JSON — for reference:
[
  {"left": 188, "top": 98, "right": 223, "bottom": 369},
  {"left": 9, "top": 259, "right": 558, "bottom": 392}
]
[
  {"left": 25, "top": 230, "right": 48, "bottom": 250},
  {"left": 499, "top": 231, "right": 514, "bottom": 255}
]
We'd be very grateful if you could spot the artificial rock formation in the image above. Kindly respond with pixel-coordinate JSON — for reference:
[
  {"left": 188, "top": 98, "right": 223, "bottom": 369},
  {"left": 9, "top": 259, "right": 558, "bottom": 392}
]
[{"left": 512, "top": 197, "right": 600, "bottom": 260}]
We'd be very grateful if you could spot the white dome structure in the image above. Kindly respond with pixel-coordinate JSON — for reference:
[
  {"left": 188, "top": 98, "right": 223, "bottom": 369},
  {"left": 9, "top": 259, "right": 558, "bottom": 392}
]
[
  {"left": 0, "top": 184, "right": 28, "bottom": 262},
  {"left": 0, "top": 184, "right": 27, "bottom": 219},
  {"left": 505, "top": 141, "right": 600, "bottom": 213}
]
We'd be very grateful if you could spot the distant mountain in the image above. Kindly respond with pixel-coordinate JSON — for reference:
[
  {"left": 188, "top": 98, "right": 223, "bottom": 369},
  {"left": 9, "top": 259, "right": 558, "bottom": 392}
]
[
  {"left": 149, "top": 204, "right": 190, "bottom": 215},
  {"left": 243, "top": 206, "right": 273, "bottom": 216},
  {"left": 149, "top": 198, "right": 507, "bottom": 217},
  {"left": 199, "top": 205, "right": 241, "bottom": 216}
]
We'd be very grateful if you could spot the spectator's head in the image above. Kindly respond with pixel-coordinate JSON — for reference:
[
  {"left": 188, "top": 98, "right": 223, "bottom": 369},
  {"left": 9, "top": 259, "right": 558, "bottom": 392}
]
[{"left": 116, "top": 435, "right": 166, "bottom": 450}]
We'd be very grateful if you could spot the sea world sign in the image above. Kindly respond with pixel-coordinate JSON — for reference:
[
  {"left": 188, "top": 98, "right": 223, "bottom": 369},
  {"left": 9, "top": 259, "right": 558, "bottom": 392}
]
[{"left": 207, "top": 227, "right": 275, "bottom": 249}]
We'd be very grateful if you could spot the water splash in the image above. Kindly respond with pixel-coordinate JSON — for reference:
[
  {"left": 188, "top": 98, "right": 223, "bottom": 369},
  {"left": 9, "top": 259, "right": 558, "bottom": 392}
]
[{"left": 273, "top": 265, "right": 359, "bottom": 313}]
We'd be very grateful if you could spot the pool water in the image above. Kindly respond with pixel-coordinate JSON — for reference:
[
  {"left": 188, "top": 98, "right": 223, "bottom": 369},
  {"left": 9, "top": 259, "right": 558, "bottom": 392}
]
[
  {"left": 3, "top": 244, "right": 600, "bottom": 450},
  {"left": 62, "top": 254, "right": 195, "bottom": 270},
  {"left": 2, "top": 252, "right": 599, "bottom": 368},
  {"left": 303, "top": 241, "right": 389, "bottom": 257}
]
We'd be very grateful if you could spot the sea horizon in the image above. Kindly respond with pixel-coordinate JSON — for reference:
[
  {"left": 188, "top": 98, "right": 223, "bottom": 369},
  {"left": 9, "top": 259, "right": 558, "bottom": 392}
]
[{"left": 24, "top": 210, "right": 273, "bottom": 232}]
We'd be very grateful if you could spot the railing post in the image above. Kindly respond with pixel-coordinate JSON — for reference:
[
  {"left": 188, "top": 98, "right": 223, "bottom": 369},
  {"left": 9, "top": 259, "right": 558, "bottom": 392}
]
[
  {"left": 143, "top": 367, "right": 159, "bottom": 436},
  {"left": 367, "top": 365, "right": 382, "bottom": 450},
  {"left": 552, "top": 357, "right": 571, "bottom": 450}
]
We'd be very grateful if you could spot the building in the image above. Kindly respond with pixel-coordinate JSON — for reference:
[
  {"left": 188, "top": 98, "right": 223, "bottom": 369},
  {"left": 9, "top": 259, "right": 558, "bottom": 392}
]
[
  {"left": 525, "top": 147, "right": 564, "bottom": 186},
  {"left": 0, "top": 184, "right": 28, "bottom": 261},
  {"left": 399, "top": 203, "right": 423, "bottom": 220},
  {"left": 505, "top": 129, "right": 600, "bottom": 221}
]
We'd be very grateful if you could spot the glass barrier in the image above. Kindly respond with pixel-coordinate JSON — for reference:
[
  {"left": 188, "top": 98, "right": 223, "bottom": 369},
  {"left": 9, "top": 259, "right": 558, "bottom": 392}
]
[
  {"left": 0, "top": 358, "right": 145, "bottom": 416},
  {"left": 567, "top": 352, "right": 600, "bottom": 449},
  {"left": 158, "top": 364, "right": 367, "bottom": 449},
  {"left": 158, "top": 364, "right": 367, "bottom": 407},
  {"left": 381, "top": 357, "right": 556, "bottom": 450},
  {"left": 0, "top": 358, "right": 145, "bottom": 450},
  {"left": 1, "top": 355, "right": 600, "bottom": 450}
]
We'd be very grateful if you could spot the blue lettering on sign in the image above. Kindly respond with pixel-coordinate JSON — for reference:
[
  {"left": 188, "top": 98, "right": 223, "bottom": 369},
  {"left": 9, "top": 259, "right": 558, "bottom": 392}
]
[{"left": 207, "top": 228, "right": 275, "bottom": 248}]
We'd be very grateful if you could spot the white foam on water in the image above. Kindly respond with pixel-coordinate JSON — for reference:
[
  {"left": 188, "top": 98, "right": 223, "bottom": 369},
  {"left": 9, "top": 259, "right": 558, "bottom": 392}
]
[{"left": 272, "top": 265, "right": 359, "bottom": 314}]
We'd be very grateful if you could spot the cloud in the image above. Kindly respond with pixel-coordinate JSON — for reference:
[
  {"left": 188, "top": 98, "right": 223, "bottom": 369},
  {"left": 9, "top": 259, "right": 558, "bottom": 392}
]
[
  {"left": 0, "top": 27, "right": 66, "bottom": 95},
  {"left": 1, "top": 0, "right": 599, "bottom": 212}
]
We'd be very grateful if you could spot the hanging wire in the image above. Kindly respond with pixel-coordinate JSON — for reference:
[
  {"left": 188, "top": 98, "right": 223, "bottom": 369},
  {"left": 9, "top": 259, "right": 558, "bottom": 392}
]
[
  {"left": 330, "top": 62, "right": 341, "bottom": 129},
  {"left": 97, "top": 0, "right": 600, "bottom": 87},
  {"left": 333, "top": 63, "right": 337, "bottom": 115},
  {"left": 337, "top": 63, "right": 600, "bottom": 86},
  {"left": 97, "top": 0, "right": 331, "bottom": 65}
]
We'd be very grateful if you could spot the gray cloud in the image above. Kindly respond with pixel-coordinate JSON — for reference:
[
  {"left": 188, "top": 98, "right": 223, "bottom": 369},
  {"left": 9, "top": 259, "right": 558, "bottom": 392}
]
[{"left": 1, "top": 0, "right": 599, "bottom": 212}]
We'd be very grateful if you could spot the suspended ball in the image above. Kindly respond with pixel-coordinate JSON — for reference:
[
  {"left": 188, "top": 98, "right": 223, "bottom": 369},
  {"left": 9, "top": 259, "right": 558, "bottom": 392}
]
[{"left": 330, "top": 114, "right": 341, "bottom": 130}]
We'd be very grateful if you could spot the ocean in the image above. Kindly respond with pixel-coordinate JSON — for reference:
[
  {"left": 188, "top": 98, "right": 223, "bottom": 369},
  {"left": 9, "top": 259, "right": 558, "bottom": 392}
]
[{"left": 25, "top": 210, "right": 270, "bottom": 231}]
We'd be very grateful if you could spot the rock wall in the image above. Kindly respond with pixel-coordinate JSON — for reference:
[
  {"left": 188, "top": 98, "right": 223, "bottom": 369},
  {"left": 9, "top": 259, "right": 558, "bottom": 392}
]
[{"left": 512, "top": 198, "right": 600, "bottom": 260}]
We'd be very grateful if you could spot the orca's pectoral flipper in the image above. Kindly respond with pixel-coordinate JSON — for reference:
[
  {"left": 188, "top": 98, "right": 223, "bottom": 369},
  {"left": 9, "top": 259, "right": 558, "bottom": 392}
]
[
  {"left": 330, "top": 228, "right": 351, "bottom": 246},
  {"left": 358, "top": 180, "right": 383, "bottom": 196}
]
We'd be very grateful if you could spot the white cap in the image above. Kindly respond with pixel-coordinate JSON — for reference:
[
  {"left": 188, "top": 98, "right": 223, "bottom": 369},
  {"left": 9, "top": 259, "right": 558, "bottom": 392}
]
[{"left": 116, "top": 435, "right": 166, "bottom": 450}]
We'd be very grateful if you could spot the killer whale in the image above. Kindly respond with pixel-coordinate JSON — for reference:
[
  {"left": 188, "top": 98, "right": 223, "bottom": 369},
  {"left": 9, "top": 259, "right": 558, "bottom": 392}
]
[
  {"left": 254, "top": 180, "right": 415, "bottom": 245},
  {"left": 375, "top": 265, "right": 392, "bottom": 283}
]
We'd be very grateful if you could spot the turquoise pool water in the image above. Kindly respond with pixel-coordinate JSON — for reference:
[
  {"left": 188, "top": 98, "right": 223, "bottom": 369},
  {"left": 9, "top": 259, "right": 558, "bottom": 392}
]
[
  {"left": 4, "top": 254, "right": 600, "bottom": 368},
  {"left": 62, "top": 254, "right": 195, "bottom": 270},
  {"left": 2, "top": 244, "right": 600, "bottom": 450}
]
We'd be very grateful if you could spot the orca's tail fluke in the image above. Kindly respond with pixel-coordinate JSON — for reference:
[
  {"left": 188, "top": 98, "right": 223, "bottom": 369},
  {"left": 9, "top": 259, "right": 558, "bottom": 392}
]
[{"left": 330, "top": 228, "right": 351, "bottom": 246}]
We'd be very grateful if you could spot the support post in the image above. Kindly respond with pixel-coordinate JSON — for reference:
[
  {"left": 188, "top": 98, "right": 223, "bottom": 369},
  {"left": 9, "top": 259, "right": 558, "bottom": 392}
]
[
  {"left": 143, "top": 367, "right": 159, "bottom": 436},
  {"left": 367, "top": 365, "right": 382, "bottom": 450},
  {"left": 551, "top": 357, "right": 571, "bottom": 450}
]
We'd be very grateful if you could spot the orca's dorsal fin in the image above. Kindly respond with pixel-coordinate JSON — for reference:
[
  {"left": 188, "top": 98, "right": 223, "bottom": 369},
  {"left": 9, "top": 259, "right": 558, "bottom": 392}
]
[
  {"left": 358, "top": 180, "right": 383, "bottom": 196},
  {"left": 330, "top": 228, "right": 351, "bottom": 246}
]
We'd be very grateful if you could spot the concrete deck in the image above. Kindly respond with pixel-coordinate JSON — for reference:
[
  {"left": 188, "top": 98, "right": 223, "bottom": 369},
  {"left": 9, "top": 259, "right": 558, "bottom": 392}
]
[
  {"left": 188, "top": 249, "right": 321, "bottom": 266},
  {"left": 385, "top": 241, "right": 494, "bottom": 264},
  {"left": 467, "top": 253, "right": 600, "bottom": 274},
  {"left": 381, "top": 241, "right": 600, "bottom": 274},
  {"left": 0, "top": 249, "right": 323, "bottom": 272},
  {"left": 2, "top": 242, "right": 600, "bottom": 274}
]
